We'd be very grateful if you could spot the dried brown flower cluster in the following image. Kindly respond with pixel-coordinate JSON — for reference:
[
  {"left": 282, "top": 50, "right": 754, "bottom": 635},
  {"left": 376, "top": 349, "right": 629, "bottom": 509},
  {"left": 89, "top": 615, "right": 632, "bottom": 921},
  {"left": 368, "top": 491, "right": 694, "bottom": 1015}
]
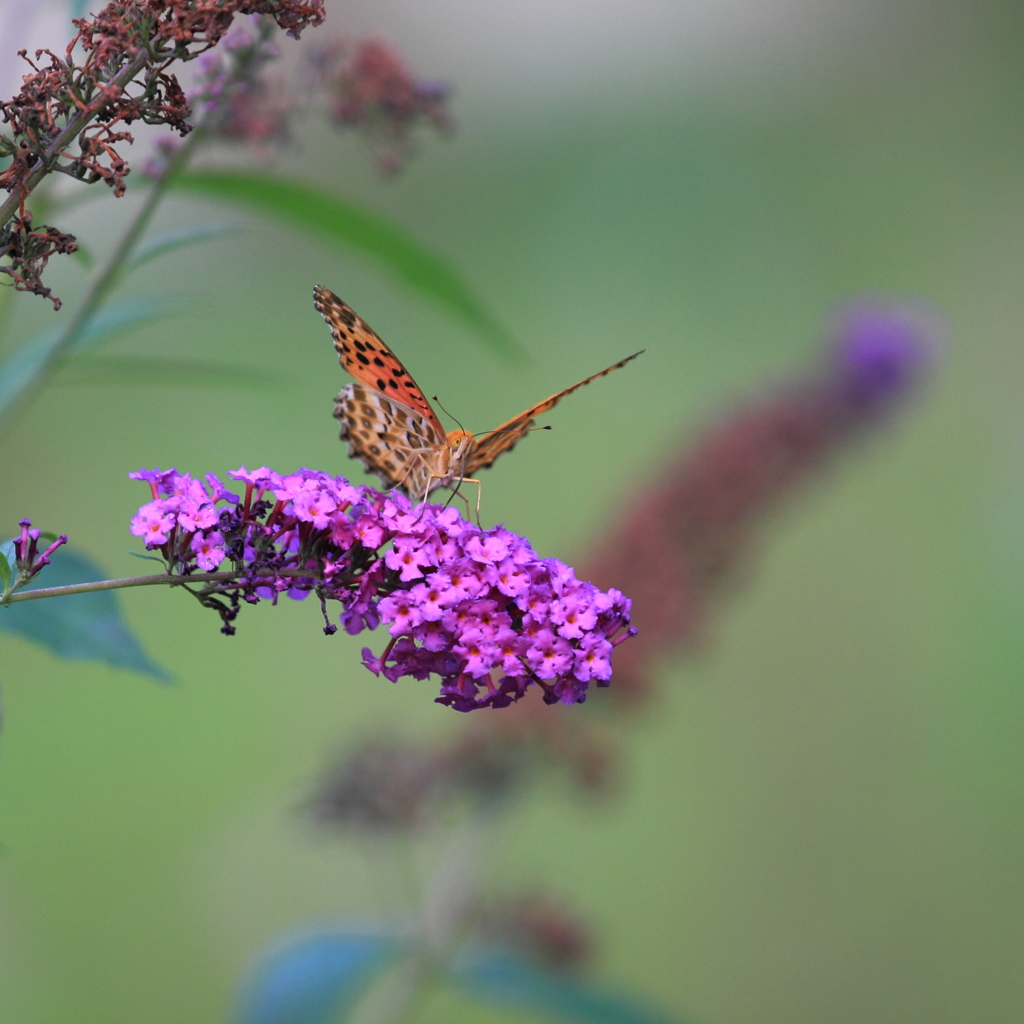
[
  {"left": 0, "top": 0, "right": 324, "bottom": 306},
  {"left": 0, "top": 213, "right": 79, "bottom": 303}
]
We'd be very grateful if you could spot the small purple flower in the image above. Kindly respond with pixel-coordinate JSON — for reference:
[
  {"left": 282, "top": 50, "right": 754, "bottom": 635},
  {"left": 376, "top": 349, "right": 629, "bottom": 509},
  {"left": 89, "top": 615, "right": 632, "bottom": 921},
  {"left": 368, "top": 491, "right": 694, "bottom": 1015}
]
[
  {"left": 465, "top": 533, "right": 508, "bottom": 564},
  {"left": 361, "top": 646, "right": 386, "bottom": 676},
  {"left": 130, "top": 500, "right": 176, "bottom": 546},
  {"left": 8, "top": 519, "right": 68, "bottom": 583},
  {"left": 129, "top": 467, "right": 176, "bottom": 493},
  {"left": 384, "top": 536, "right": 434, "bottom": 581},
  {"left": 379, "top": 592, "right": 422, "bottom": 635},
  {"left": 178, "top": 498, "right": 219, "bottom": 532},
  {"left": 229, "top": 465, "right": 280, "bottom": 490},
  {"left": 525, "top": 629, "right": 575, "bottom": 680},
  {"left": 292, "top": 485, "right": 337, "bottom": 527},
  {"left": 191, "top": 530, "right": 227, "bottom": 571},
  {"left": 573, "top": 633, "right": 614, "bottom": 682},
  {"left": 205, "top": 473, "right": 240, "bottom": 503},
  {"left": 550, "top": 592, "right": 598, "bottom": 639}
]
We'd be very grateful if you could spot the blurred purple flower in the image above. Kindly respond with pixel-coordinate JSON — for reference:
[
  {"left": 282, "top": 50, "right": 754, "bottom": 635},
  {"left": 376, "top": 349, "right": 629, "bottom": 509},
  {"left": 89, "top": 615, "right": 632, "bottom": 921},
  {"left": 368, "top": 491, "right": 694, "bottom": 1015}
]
[
  {"left": 831, "top": 301, "right": 937, "bottom": 411},
  {"left": 307, "top": 37, "right": 451, "bottom": 173},
  {"left": 186, "top": 14, "right": 293, "bottom": 153}
]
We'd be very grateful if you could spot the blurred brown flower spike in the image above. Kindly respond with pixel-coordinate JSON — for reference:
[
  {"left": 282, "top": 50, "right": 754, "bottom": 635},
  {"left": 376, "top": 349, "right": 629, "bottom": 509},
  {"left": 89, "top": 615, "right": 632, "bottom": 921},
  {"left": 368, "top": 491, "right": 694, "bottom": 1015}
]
[{"left": 581, "top": 301, "right": 938, "bottom": 701}]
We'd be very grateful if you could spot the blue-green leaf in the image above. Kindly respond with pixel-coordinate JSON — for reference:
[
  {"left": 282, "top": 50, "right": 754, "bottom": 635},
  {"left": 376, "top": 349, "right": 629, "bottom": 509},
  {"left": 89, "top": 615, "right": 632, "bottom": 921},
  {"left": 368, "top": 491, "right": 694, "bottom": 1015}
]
[
  {"left": 0, "top": 548, "right": 171, "bottom": 683},
  {"left": 126, "top": 221, "right": 241, "bottom": 274},
  {"left": 0, "top": 295, "right": 180, "bottom": 419},
  {"left": 171, "top": 171, "right": 520, "bottom": 359},
  {"left": 68, "top": 295, "right": 182, "bottom": 354},
  {"left": 56, "top": 355, "right": 283, "bottom": 390},
  {"left": 455, "top": 953, "right": 682, "bottom": 1024},
  {"left": 234, "top": 929, "right": 403, "bottom": 1024}
]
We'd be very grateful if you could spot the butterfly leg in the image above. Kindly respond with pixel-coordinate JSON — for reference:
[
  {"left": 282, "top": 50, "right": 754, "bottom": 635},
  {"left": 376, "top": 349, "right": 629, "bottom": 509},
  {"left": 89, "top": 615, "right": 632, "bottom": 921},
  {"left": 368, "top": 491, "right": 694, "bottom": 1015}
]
[
  {"left": 407, "top": 472, "right": 449, "bottom": 525},
  {"left": 441, "top": 474, "right": 482, "bottom": 525},
  {"left": 460, "top": 477, "right": 483, "bottom": 526},
  {"left": 442, "top": 484, "right": 474, "bottom": 521}
]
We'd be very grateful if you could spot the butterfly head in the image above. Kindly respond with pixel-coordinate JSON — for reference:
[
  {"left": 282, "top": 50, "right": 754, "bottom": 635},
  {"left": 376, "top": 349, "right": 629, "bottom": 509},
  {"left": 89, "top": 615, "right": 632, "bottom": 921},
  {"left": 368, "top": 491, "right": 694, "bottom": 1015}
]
[
  {"left": 446, "top": 429, "right": 475, "bottom": 460},
  {"left": 412, "top": 429, "right": 474, "bottom": 489}
]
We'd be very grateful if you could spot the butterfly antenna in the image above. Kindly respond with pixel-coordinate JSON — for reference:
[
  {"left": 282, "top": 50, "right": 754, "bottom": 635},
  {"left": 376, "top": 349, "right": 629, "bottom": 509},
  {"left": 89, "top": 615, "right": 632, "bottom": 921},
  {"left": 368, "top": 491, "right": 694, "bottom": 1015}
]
[
  {"left": 431, "top": 395, "right": 466, "bottom": 432},
  {"left": 472, "top": 424, "right": 553, "bottom": 438}
]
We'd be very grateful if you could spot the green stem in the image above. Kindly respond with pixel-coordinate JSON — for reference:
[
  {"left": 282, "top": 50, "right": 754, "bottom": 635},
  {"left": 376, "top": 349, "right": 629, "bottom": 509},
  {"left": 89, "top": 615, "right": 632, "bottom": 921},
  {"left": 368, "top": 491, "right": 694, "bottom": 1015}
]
[
  {"left": 41, "top": 130, "right": 200, "bottom": 370},
  {"left": 0, "top": 126, "right": 204, "bottom": 434},
  {"left": 347, "top": 814, "right": 504, "bottom": 1024}
]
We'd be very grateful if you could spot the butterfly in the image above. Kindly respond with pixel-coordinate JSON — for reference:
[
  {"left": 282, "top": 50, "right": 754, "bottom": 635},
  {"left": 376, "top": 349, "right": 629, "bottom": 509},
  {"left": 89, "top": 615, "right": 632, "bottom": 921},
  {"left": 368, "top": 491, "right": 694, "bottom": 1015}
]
[{"left": 314, "top": 285, "right": 643, "bottom": 512}]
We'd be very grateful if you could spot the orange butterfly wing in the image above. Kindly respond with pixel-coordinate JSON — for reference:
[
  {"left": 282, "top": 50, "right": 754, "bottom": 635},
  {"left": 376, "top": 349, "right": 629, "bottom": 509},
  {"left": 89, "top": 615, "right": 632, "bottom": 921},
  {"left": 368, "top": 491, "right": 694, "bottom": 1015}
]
[
  {"left": 464, "top": 350, "right": 645, "bottom": 475},
  {"left": 314, "top": 285, "right": 445, "bottom": 437},
  {"left": 316, "top": 285, "right": 448, "bottom": 494}
]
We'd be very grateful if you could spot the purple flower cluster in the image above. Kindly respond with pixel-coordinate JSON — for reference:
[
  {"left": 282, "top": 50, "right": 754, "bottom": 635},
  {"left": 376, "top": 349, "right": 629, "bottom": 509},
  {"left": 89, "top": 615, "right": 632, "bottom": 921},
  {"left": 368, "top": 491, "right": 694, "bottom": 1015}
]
[{"left": 129, "top": 466, "right": 634, "bottom": 711}]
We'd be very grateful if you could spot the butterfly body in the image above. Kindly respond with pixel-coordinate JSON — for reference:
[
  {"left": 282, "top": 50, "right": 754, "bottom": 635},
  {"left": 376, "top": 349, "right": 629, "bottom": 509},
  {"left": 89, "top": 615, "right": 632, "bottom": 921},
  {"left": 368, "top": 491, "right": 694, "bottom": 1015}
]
[
  {"left": 333, "top": 378, "right": 475, "bottom": 496},
  {"left": 315, "top": 284, "right": 642, "bottom": 504}
]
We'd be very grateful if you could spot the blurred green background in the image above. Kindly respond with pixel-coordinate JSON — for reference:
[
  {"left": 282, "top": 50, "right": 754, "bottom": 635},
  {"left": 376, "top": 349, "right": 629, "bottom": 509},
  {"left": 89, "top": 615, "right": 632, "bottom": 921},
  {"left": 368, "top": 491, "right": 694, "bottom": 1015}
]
[{"left": 3, "top": 0, "right": 1024, "bottom": 1021}]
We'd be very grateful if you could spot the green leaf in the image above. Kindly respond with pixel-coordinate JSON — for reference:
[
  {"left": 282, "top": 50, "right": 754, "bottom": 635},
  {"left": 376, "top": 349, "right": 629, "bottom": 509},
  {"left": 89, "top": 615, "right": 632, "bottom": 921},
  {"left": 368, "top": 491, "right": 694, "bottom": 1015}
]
[
  {"left": 68, "top": 295, "right": 182, "bottom": 354},
  {"left": 171, "top": 170, "right": 520, "bottom": 359},
  {"left": 0, "top": 542, "right": 12, "bottom": 594},
  {"left": 455, "top": 953, "right": 682, "bottom": 1024},
  {"left": 0, "top": 295, "right": 180, "bottom": 419},
  {"left": 126, "top": 221, "right": 242, "bottom": 274},
  {"left": 0, "top": 547, "right": 171, "bottom": 683},
  {"left": 70, "top": 244, "right": 95, "bottom": 270},
  {"left": 125, "top": 548, "right": 166, "bottom": 564},
  {"left": 56, "top": 355, "right": 284, "bottom": 390},
  {"left": 233, "top": 929, "right": 404, "bottom": 1024}
]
